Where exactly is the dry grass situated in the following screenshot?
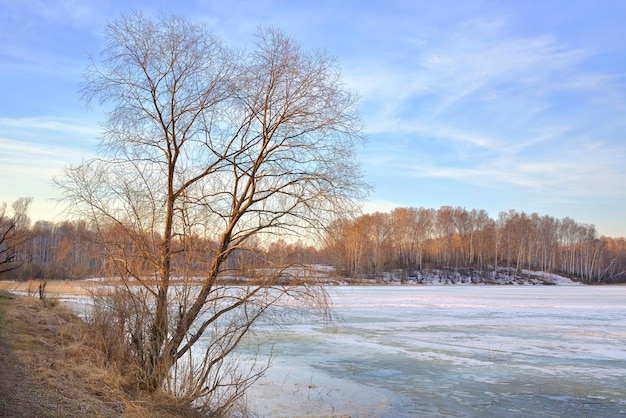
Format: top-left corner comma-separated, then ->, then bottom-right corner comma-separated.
0,290 -> 203,417
0,279 -> 107,296
0,278 -> 213,297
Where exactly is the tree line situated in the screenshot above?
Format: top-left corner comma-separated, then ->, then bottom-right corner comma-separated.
325,206 -> 626,283
2,201 -> 625,284
1,215 -> 322,281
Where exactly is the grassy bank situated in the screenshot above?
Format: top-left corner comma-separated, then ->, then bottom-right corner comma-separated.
0,279 -> 111,296
0,290 -> 201,417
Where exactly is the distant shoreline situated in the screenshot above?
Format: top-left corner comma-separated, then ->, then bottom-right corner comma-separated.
0,269 -> 591,299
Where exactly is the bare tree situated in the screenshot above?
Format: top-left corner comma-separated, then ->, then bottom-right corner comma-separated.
55,12 -> 367,414
0,197 -> 32,276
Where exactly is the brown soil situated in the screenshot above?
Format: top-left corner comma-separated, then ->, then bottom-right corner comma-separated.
0,290 -> 201,418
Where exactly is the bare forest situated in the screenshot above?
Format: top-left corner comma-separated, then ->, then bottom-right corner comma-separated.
326,207 -> 626,284
2,204 -> 625,284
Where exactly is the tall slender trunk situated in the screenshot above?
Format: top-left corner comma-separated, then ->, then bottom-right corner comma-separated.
147,161 -> 176,392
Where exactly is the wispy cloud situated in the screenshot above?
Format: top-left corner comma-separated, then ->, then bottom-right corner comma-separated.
0,116 -> 98,219
348,5 -> 626,211
1,0 -> 100,27
0,117 -> 99,137
0,136 -> 90,176
0,135 -> 83,217
0,116 -> 98,179
401,134 -> 626,198
1,0 -> 624,233
361,199 -> 400,215
350,30 -> 590,118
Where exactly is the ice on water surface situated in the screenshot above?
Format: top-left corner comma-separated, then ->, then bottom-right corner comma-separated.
243,286 -> 626,417
59,286 -> 626,417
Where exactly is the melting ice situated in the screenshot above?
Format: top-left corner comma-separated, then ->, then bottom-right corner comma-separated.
242,286 -> 626,417
58,285 -> 626,417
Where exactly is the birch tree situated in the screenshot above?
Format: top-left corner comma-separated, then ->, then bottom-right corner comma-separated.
55,12 -> 366,414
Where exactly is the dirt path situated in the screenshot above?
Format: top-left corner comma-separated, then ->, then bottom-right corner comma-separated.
0,294 -> 51,417
0,292 -> 63,417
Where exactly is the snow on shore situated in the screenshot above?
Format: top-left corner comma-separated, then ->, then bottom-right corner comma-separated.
78,266 -> 582,286
344,267 -> 582,286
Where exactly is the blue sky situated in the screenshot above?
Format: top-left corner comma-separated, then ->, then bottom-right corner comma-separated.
1,0 -> 625,237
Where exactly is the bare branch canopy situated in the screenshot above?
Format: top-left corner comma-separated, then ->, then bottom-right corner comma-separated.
55,11 -> 368,414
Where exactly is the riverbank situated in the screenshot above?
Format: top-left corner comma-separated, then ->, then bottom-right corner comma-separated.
0,267 -> 584,298
0,290 -> 200,417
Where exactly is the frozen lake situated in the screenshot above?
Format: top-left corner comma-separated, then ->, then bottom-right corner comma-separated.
241,286 -> 626,417
59,285 -> 626,417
